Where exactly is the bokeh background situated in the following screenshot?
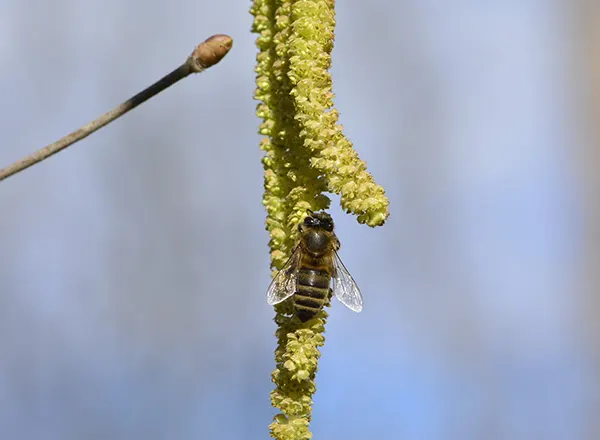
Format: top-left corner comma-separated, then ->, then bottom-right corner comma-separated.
1,1 -> 598,439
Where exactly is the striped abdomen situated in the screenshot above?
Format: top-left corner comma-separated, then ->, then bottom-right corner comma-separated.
294,255 -> 332,322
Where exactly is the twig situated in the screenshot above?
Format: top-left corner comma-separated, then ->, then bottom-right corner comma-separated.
0,34 -> 233,183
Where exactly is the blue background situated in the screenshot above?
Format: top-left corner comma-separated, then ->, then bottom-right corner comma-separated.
0,1 -> 595,439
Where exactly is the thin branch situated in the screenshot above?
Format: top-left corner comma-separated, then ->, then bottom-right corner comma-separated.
0,34 -> 233,183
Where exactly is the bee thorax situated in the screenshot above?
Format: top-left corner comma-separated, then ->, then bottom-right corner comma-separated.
303,230 -> 330,254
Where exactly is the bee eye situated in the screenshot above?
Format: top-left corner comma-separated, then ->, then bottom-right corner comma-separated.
304,217 -> 315,226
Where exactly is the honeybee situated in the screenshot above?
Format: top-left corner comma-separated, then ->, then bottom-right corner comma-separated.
266,210 -> 363,322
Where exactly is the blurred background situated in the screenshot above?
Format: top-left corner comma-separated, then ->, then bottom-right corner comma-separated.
0,1 -> 598,439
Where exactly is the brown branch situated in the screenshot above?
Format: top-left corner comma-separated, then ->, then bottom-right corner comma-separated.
0,34 -> 233,183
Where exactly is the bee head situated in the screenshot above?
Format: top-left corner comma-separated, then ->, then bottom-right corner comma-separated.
299,210 -> 334,232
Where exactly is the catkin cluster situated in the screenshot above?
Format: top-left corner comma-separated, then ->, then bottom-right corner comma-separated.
253,0 -> 389,271
251,0 -> 389,439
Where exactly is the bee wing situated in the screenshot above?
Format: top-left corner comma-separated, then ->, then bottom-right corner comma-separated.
266,246 -> 302,305
332,251 -> 363,313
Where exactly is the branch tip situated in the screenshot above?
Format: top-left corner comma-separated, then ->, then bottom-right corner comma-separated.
189,34 -> 233,71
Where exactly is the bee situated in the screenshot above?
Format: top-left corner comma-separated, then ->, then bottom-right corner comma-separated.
266,210 -> 363,322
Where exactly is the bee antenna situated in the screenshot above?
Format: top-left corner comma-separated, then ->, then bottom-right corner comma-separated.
307,209 -> 314,215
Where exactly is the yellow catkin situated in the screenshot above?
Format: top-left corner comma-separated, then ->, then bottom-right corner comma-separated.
251,1 -> 389,438
288,0 -> 389,227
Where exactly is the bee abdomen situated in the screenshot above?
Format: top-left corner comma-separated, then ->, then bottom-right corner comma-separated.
297,268 -> 330,289
295,268 -> 331,322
